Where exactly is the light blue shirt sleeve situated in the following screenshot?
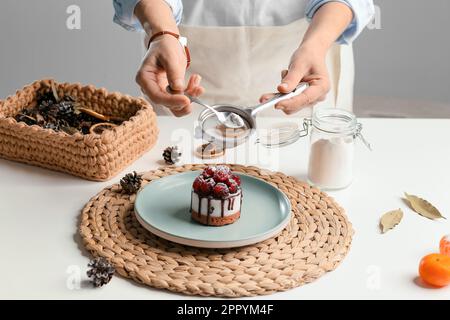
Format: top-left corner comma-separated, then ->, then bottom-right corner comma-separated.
113,0 -> 183,32
306,0 -> 375,44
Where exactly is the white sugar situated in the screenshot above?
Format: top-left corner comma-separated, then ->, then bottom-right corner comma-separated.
307,137 -> 354,189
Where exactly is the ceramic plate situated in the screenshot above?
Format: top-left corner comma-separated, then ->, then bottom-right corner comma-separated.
134,171 -> 291,248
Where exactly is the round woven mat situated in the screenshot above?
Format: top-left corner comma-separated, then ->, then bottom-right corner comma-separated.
80,164 -> 354,297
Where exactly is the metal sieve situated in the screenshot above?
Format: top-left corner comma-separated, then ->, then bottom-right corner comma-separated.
195,83 -> 309,148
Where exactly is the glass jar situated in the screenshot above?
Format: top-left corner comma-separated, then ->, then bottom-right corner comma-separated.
304,108 -> 370,190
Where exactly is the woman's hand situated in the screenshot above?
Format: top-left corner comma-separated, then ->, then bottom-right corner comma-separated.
136,35 -> 204,117
260,45 -> 330,115
260,2 -> 354,115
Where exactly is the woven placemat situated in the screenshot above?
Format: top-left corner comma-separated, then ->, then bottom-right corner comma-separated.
80,164 -> 354,297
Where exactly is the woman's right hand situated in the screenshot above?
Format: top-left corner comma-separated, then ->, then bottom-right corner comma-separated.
135,35 -> 204,117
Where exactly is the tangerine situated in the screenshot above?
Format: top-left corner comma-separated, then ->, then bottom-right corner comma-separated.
440,235 -> 450,257
419,254 -> 450,287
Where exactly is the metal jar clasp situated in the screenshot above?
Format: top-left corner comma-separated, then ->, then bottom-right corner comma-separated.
354,123 -> 372,151
299,118 -> 312,138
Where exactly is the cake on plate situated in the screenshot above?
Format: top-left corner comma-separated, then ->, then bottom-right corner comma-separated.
190,165 -> 242,226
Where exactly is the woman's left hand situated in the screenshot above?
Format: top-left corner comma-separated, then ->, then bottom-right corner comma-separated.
260,45 -> 330,115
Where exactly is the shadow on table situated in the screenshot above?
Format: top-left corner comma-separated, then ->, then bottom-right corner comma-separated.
413,276 -> 437,289
0,158 -> 101,187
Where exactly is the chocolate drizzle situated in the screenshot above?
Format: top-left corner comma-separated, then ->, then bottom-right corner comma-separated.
207,198 -> 212,225
197,194 -> 202,218
192,189 -> 242,226
228,197 -> 235,211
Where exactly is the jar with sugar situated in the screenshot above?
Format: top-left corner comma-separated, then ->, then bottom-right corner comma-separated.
256,108 -> 370,189
303,108 -> 371,190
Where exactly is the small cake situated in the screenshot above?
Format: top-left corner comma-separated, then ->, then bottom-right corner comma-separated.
190,165 -> 242,226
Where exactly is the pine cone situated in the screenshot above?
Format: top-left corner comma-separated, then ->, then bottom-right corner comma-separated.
57,100 -> 77,125
120,171 -> 142,194
37,90 -> 57,106
87,257 -> 115,287
162,146 -> 182,165
43,121 -> 60,131
40,102 -> 59,119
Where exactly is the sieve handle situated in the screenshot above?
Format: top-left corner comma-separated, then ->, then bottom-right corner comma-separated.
249,83 -> 309,117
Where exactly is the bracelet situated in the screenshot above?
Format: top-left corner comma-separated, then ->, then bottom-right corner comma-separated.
147,31 -> 191,69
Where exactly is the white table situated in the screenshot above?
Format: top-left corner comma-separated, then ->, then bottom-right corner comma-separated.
1,117 -> 449,300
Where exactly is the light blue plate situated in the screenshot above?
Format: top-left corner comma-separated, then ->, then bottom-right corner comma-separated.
134,171 -> 291,248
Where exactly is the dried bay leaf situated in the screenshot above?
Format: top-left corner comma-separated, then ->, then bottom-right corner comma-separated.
404,193 -> 446,220
380,209 -> 403,233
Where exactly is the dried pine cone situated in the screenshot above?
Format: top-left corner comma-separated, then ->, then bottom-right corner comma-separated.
37,90 -> 57,106
42,121 -> 60,131
162,146 -> 182,165
57,100 -> 76,122
120,171 -> 142,194
87,257 -> 115,287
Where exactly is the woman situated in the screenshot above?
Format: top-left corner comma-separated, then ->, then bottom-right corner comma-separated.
113,0 -> 374,117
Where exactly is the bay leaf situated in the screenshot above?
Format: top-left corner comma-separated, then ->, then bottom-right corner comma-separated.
380,209 -> 403,233
404,193 -> 446,220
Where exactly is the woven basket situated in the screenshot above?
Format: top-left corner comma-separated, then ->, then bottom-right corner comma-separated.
0,79 -> 158,181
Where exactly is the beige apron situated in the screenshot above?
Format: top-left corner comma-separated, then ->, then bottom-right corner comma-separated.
153,18 -> 354,119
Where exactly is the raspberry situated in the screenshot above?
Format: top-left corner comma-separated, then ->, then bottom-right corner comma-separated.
202,166 -> 216,178
231,174 -> 241,186
194,175 -> 216,195
213,171 -> 228,183
213,166 -> 230,183
226,179 -> 239,194
216,165 -> 231,174
205,178 -> 216,189
213,183 -> 230,198
199,178 -> 215,195
192,176 -> 204,193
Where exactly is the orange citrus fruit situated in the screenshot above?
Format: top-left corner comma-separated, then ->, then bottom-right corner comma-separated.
440,235 -> 450,257
419,253 -> 450,287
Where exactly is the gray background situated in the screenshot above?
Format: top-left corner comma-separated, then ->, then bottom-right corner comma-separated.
1,0 -> 449,118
